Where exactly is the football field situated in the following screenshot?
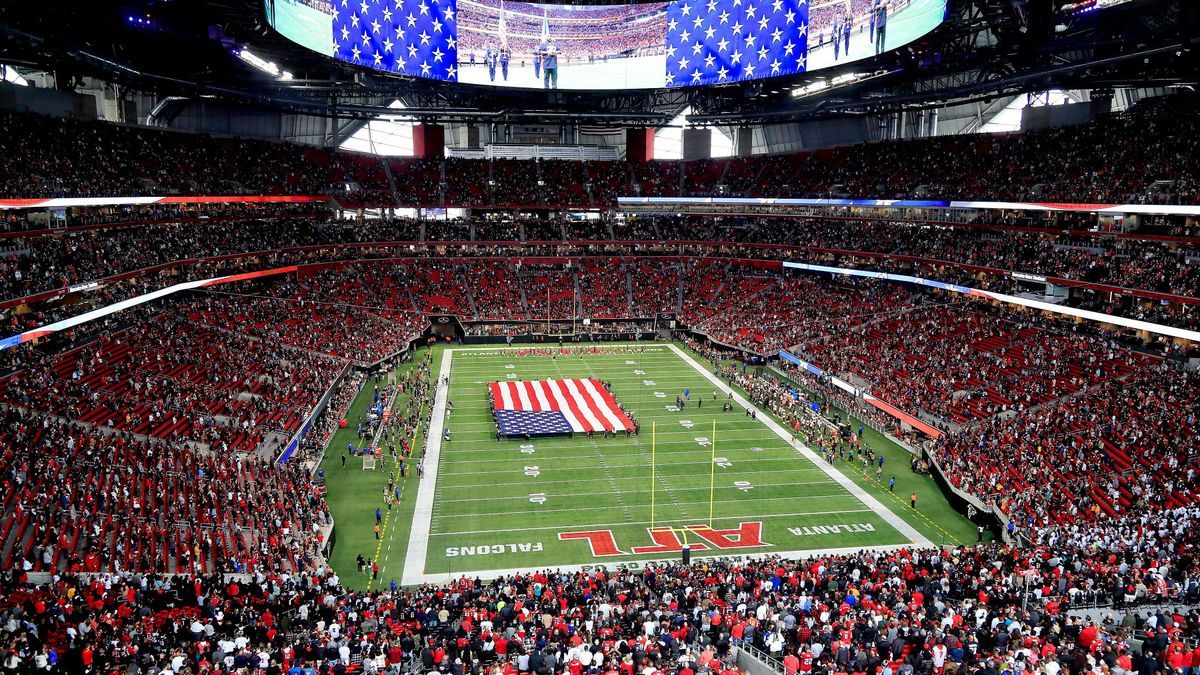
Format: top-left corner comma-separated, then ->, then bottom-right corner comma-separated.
395,342 -> 936,583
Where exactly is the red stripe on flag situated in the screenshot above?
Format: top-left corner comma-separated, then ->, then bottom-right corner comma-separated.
489,382 -> 504,407
588,378 -> 635,429
537,381 -> 561,411
505,381 -> 524,409
551,379 -> 596,432
522,380 -> 544,412
570,379 -> 615,432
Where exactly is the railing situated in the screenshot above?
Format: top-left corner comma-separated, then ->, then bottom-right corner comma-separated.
446,144 -> 622,161
736,644 -> 786,675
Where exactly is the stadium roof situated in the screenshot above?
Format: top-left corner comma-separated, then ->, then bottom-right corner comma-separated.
1,0 -> 1196,122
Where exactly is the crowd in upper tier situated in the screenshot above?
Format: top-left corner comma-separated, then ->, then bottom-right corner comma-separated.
0,209 -> 1195,342
2,95 -> 1200,206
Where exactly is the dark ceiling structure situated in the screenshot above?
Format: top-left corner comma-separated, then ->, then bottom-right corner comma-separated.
0,0 -> 1197,125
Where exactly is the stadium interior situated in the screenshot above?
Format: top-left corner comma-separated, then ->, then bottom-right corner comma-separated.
0,0 -> 1199,673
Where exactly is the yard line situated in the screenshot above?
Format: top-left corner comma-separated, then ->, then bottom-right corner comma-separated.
437,466 -> 834,488
436,440 -> 794,462
437,455 -> 827,475
434,479 -> 837,503
431,508 -> 873,536
666,343 -> 933,547
430,493 -> 857,520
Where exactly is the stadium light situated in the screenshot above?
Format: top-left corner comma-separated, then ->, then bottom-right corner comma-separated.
236,47 -> 293,81
791,79 -> 828,97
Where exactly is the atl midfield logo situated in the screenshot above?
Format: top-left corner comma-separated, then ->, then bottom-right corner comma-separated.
558,522 -> 770,557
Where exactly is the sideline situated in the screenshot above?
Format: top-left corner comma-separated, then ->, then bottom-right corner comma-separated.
400,350 -> 454,585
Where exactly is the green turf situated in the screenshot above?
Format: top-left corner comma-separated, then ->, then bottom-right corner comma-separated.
319,341 -> 980,584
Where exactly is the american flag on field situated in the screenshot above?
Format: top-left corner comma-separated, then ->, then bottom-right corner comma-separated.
332,0 -> 458,81
490,378 -> 635,436
664,0 -> 809,87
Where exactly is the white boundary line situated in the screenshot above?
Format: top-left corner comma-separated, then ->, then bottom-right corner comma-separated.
400,349 -> 454,585
665,343 -> 933,548
411,543 -> 917,584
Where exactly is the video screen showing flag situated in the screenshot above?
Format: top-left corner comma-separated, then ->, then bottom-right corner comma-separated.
263,0 -> 460,80
664,0 -> 809,86
489,378 -> 635,436
456,0 -> 667,89
264,0 -> 947,88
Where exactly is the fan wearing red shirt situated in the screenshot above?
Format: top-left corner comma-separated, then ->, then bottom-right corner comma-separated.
783,652 -> 801,675
799,649 -> 815,673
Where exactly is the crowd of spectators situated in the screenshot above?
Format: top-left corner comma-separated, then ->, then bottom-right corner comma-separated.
797,305 -> 1152,426
5,97 -> 1200,207
0,209 -> 1194,348
931,362 -> 1199,550
1,537 -> 1197,675
0,405 -> 330,576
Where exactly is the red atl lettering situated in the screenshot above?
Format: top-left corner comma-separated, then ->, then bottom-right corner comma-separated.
631,528 -> 709,555
557,530 -> 626,557
687,522 -> 770,550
